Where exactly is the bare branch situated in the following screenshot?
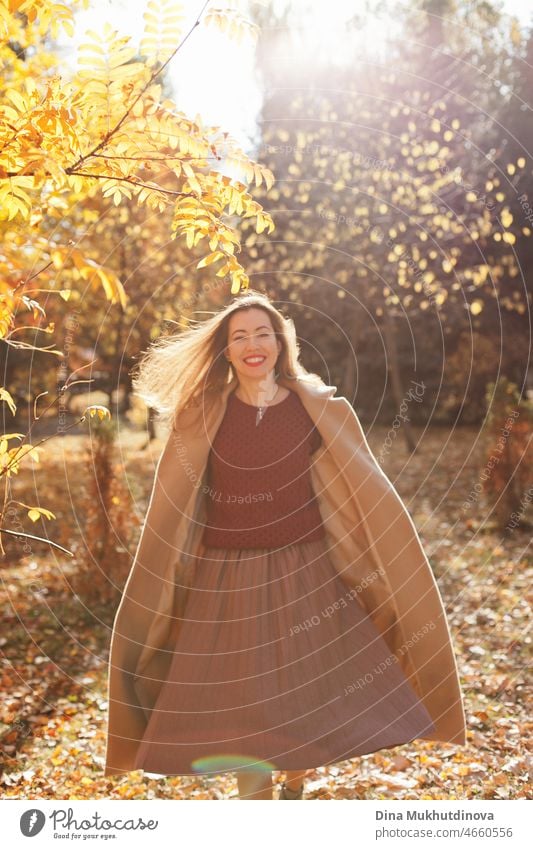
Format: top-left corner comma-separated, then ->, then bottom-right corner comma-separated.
0,526 -> 73,557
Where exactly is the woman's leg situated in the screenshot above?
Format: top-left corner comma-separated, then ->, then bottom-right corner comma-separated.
236,769 -> 273,800
284,769 -> 308,791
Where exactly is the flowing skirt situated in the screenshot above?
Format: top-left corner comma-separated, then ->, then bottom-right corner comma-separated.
133,537 -> 435,776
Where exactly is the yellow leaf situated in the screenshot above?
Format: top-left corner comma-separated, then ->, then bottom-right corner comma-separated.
6,89 -> 27,114
14,445 -> 41,464
84,405 -> 111,421
263,168 -> 275,192
215,262 -> 230,277
51,249 -> 65,270
231,275 -> 243,294
88,266 -> 127,309
0,388 -> 17,416
108,47 -> 138,69
182,161 -> 202,195
62,18 -> 74,38
196,251 -> 224,268
27,507 -> 56,522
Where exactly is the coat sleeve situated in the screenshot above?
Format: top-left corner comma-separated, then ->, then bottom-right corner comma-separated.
103,422 -> 190,777
104,397 -> 215,777
328,396 -> 467,745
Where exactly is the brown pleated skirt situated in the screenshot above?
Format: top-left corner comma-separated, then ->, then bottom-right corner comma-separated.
133,537 -> 435,776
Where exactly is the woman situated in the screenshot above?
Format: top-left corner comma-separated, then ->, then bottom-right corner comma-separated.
104,291 -> 466,800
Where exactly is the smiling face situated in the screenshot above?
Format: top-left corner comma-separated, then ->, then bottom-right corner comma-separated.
225,307 -> 282,381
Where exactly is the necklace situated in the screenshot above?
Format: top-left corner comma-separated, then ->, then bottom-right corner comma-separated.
255,385 -> 280,426
236,384 -> 281,426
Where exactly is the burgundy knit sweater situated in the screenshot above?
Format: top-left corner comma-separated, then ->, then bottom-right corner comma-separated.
201,389 -> 326,549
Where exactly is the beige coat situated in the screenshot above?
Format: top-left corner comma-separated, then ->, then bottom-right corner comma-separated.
104,373 -> 466,777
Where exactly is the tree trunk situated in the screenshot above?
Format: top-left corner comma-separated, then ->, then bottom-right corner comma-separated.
341,305 -> 363,400
382,304 -> 417,454
147,406 -> 157,442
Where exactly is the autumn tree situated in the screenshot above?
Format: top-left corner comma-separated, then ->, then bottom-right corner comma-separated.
237,0 -> 530,426
0,0 -> 275,557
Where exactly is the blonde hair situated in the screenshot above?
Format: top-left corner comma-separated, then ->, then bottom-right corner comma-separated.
131,289 -> 324,430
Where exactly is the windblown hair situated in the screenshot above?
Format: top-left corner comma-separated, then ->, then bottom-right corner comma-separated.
131,290 -> 324,431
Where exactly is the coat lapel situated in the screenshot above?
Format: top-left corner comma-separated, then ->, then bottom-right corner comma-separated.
104,374 -> 466,776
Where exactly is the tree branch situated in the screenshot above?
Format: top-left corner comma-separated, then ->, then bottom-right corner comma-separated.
0,526 -> 73,557
69,172 -> 200,197
66,0 -> 212,172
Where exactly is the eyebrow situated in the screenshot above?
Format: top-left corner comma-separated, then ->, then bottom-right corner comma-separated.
230,325 -> 271,337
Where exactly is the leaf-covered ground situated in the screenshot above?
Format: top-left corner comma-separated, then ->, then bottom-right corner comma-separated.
1,425 -> 531,800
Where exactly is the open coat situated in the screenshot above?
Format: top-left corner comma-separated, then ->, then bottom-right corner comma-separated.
104,373 -> 467,777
